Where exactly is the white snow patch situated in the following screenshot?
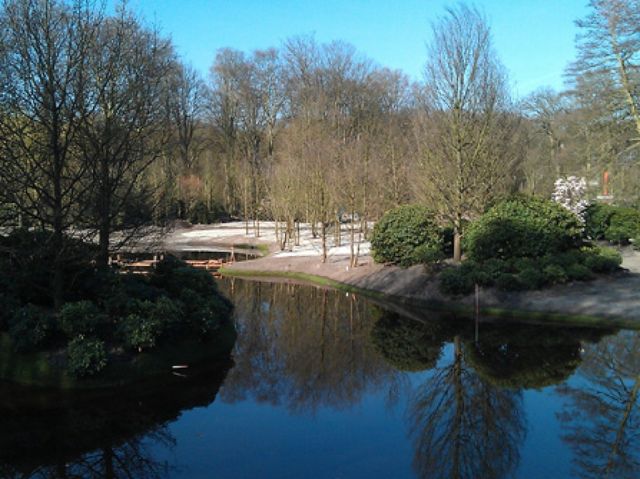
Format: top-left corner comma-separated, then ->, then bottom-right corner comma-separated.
170,221 -> 371,259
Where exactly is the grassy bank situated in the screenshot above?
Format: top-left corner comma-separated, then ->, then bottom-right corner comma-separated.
220,266 -> 640,330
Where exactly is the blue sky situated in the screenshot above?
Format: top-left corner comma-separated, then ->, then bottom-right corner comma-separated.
117,0 -> 589,98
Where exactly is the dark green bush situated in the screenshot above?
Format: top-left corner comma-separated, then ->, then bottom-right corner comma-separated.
584,203 -> 616,240
371,205 -> 444,267
585,203 -> 640,244
413,243 -> 445,265
151,256 -> 218,297
566,263 -> 593,281
464,196 -> 583,261
9,305 -> 55,352
543,264 -> 568,284
0,292 -> 19,331
495,273 -> 523,291
582,246 -> 622,273
511,257 -> 536,272
482,258 -> 511,280
117,296 -> 186,351
439,267 -> 475,296
0,229 -> 99,306
58,300 -> 106,338
605,207 -> 640,244
517,268 -> 546,290
150,295 -> 184,331
584,203 -> 640,243
67,337 -> 108,377
119,310 -> 162,352
119,274 -> 162,302
178,289 -> 230,336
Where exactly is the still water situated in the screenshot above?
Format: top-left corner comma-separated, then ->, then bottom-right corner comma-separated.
1,278 -> 639,478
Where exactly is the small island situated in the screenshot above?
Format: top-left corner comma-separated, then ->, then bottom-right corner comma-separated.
0,230 -> 235,388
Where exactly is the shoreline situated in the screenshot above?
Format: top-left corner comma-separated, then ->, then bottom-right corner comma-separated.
220,253 -> 640,329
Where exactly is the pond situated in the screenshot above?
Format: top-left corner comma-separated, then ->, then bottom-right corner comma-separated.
2,278 -> 639,478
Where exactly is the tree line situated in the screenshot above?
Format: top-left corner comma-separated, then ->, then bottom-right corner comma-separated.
0,0 -> 638,287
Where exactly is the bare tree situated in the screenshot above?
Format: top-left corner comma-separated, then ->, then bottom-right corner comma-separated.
0,0 -> 101,307
571,0 -> 640,140
413,4 -> 522,261
82,4 -> 173,268
167,63 -> 208,171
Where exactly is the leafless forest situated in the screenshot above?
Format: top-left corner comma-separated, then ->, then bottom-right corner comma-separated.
0,0 -> 638,267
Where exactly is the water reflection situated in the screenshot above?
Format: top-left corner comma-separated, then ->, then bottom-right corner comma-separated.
370,312 -> 452,372
558,330 -> 640,478
409,336 -> 525,479
218,279 -> 404,412
370,309 -> 616,478
1,278 -> 637,478
0,360 -> 232,478
466,323 -> 611,390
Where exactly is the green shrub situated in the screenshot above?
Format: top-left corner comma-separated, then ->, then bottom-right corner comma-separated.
517,267 -> 546,290
67,337 -> 108,377
9,305 -> 55,352
464,196 -> 583,261
584,203 -> 616,240
371,205 -> 444,267
511,257 -> 536,272
495,273 -> 523,291
543,264 -> 568,284
178,289 -> 230,336
605,207 -> 640,244
439,267 -> 475,296
482,258 -> 511,280
151,257 -> 218,297
58,300 -> 106,338
119,274 -> 162,302
584,203 -> 640,243
582,246 -> 622,273
151,296 -> 184,329
459,261 -> 493,286
412,243 -> 445,265
118,310 -> 162,352
0,292 -> 19,331
116,295 -> 186,351
0,229 -> 99,306
566,263 -> 593,281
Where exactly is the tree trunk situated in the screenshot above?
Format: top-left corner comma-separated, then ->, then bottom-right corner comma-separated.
321,220 -> 327,263
453,222 -> 462,262
97,157 -> 111,269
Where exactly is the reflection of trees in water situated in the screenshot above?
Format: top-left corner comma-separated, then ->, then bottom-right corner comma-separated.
408,336 -> 526,479
464,323 -> 610,390
558,330 -> 640,479
219,279 -> 403,412
3,430 -> 174,479
0,360 -> 232,478
370,312 -> 451,372
370,310 -> 615,479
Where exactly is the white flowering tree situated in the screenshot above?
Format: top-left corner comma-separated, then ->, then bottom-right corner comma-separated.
551,176 -> 589,223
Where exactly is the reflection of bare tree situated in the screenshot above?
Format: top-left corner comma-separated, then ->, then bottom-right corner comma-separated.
19,428 -> 173,479
408,337 -> 525,479
557,330 -> 640,479
0,360 -> 232,478
219,279 -> 404,412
